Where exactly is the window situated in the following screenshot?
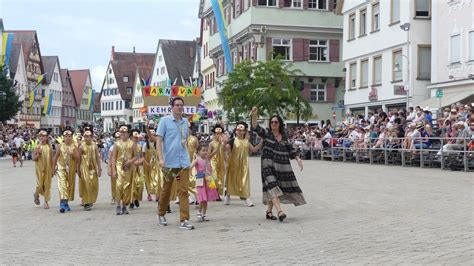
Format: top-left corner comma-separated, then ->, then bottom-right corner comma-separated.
258,0 -> 276,7
309,40 -> 328,61
310,84 -> 326,101
159,55 -> 162,62
119,101 -> 122,110
391,0 -> 400,23
108,68 -> 112,74
393,50 -> 402,81
116,101 -> 119,110
450,34 -> 461,63
360,9 -> 367,36
308,0 -> 328,9
417,46 -> 431,80
415,0 -> 430,17
53,72 -> 58,82
361,59 -> 369,87
127,87 -> 132,94
250,42 -> 256,60
469,31 -> 474,61
125,101 -> 130,108
349,13 -> 356,40
350,62 -> 357,88
123,76 -> 129,82
372,3 -> 380,31
161,67 -> 165,75
284,0 -> 302,8
272,38 -> 291,60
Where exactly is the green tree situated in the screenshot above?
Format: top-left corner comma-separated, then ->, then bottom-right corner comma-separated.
219,59 -> 312,122
0,66 -> 22,123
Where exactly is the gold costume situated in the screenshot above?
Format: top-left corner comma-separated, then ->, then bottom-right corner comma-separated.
132,144 -> 144,202
210,138 -> 225,195
143,143 -> 161,196
35,144 -> 53,202
226,138 -> 251,198
115,139 -> 135,205
57,142 -> 77,200
108,146 -> 116,199
186,135 -> 198,196
79,142 -> 99,205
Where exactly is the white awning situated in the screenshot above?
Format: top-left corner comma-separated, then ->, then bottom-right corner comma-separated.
416,90 -> 474,110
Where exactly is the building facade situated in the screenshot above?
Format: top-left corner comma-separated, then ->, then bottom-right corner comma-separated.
100,47 -> 154,132
131,67 -> 152,129
70,69 -> 93,127
40,56 -> 63,134
338,0 -> 432,115
8,43 -> 28,125
60,69 -> 77,128
199,0 -> 345,124
422,0 -> 474,109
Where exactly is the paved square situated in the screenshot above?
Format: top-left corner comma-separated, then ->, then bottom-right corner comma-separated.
0,158 -> 472,264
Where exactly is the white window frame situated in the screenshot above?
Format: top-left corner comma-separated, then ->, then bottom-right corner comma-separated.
469,30 -> 474,61
308,0 -> 328,10
310,84 -> 326,102
372,3 -> 380,32
391,0 -> 400,23
258,0 -> 277,7
359,9 -> 367,36
127,87 -> 132,94
349,13 -> 356,40
450,34 -> 461,64
414,0 -> 430,18
309,40 -> 329,62
123,76 -> 129,82
392,49 -> 403,81
284,0 -> 302,8
272,38 -> 292,61
350,62 -> 357,89
360,59 -> 369,87
373,55 -> 382,85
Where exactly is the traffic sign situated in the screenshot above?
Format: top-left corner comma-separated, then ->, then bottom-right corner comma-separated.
436,89 -> 443,98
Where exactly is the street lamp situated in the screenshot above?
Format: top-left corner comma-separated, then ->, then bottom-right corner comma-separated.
399,23 -> 410,111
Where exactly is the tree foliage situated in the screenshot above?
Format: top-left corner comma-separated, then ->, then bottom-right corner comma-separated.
219,59 -> 312,122
0,66 -> 22,123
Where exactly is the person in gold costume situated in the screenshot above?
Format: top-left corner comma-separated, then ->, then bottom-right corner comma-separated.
143,126 -> 160,202
186,122 -> 199,205
224,121 -> 262,207
208,124 -> 227,198
53,126 -> 79,213
111,125 -> 137,215
107,131 -> 120,204
129,129 -> 144,209
77,126 -> 101,211
32,128 -> 54,209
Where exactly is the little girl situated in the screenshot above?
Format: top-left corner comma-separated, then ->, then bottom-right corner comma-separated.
192,143 -> 220,222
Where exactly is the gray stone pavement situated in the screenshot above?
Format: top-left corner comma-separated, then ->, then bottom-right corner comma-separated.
0,158 -> 473,264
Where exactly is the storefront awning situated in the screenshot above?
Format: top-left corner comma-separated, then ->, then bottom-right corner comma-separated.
416,91 -> 474,110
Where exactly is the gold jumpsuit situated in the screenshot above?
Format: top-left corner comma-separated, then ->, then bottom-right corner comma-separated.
79,142 -> 99,205
115,139 -> 135,205
210,138 -> 225,195
35,144 -> 53,202
187,135 -> 198,196
143,143 -> 161,196
132,144 -> 144,202
226,138 -> 251,198
57,142 -> 77,201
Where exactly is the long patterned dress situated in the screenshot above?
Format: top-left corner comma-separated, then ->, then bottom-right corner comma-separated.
35,143 -> 53,202
226,138 -> 251,198
143,142 -> 160,196
187,135 -> 199,196
79,142 -> 99,205
57,142 -> 77,201
210,138 -> 225,195
252,125 -> 306,206
132,143 -> 144,202
115,139 -> 135,205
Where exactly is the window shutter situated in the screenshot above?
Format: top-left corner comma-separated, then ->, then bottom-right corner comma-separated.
303,0 -> 309,9
303,39 -> 309,61
279,0 -> 284,8
266,37 -> 273,60
302,83 -> 311,100
326,83 -> 336,101
252,0 -> 257,6
293,39 -> 304,61
329,39 -> 340,62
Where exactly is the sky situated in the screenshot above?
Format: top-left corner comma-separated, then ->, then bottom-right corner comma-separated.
1,0 -> 201,91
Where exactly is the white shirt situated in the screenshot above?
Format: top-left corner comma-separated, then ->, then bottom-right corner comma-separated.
14,137 -> 24,148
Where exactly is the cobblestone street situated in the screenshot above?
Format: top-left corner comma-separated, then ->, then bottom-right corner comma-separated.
0,158 -> 473,264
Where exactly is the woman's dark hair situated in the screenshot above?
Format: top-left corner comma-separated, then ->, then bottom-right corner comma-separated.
269,114 -> 286,138
197,142 -> 209,152
326,119 -> 332,126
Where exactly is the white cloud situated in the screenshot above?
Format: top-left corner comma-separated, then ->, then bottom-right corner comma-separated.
91,65 -> 107,91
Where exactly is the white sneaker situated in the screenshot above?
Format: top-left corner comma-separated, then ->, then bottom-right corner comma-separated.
224,195 -> 230,205
197,213 -> 204,222
157,215 -> 167,226
244,198 -> 254,207
179,220 -> 194,230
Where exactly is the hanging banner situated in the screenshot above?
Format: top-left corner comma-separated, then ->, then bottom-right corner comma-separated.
148,105 -> 197,115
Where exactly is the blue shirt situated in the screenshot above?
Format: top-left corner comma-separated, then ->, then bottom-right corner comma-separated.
156,115 -> 190,168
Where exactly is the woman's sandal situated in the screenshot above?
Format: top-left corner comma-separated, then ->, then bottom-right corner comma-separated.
266,211 -> 277,220
33,193 -> 40,205
278,211 -> 287,222
43,202 -> 49,209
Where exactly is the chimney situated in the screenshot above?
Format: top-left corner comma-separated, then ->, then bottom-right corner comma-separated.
111,45 -> 115,60
133,46 -> 135,53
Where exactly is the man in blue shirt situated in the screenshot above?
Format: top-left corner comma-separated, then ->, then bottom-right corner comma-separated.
155,97 -> 194,230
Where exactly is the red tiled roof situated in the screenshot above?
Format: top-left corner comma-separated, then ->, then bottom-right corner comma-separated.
5,30 -> 43,73
69,69 -> 91,107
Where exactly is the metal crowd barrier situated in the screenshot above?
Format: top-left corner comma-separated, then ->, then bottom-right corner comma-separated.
291,137 -> 474,172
